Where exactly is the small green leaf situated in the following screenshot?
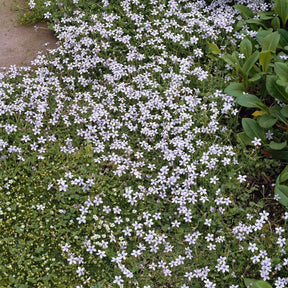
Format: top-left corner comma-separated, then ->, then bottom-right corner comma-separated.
277,79 -> 288,89
269,141 -> 287,150
237,132 -> 252,146
259,50 -> 272,73
224,82 -> 246,97
279,165 -> 288,183
275,185 -> 288,207
235,20 -> 245,29
259,11 -> 274,20
207,42 -> 221,55
242,51 -> 259,74
222,54 -> 238,67
246,18 -> 268,28
236,94 -> 265,109
240,38 -> 252,58
268,150 -> 288,160
233,4 -> 254,19
242,118 -> 266,141
274,62 -> 288,81
256,29 -> 273,45
280,106 -> 288,117
270,105 -> 288,123
266,75 -> 288,103
249,73 -> 262,82
271,16 -> 281,29
258,114 -> 277,128
279,28 -> 288,48
244,278 -> 273,288
275,0 -> 288,27
262,31 -> 281,52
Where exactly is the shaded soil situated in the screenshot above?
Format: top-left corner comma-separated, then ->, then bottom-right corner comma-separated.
0,0 -> 58,68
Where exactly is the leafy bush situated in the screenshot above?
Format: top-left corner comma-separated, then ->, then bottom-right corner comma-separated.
220,0 -> 288,208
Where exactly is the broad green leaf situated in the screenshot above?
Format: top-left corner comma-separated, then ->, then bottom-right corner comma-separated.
279,28 -> 288,48
280,106 -> 288,117
266,75 -> 288,103
258,114 -> 277,128
207,42 -> 221,55
240,38 -> 252,58
270,104 -> 288,123
207,54 -> 217,60
244,278 -> 273,288
224,82 -> 246,97
277,79 -> 288,88
275,185 -> 288,207
222,54 -> 238,67
269,141 -> 287,150
275,62 -> 288,81
237,132 -> 252,146
271,16 -> 281,30
268,150 -> 288,160
249,73 -> 262,82
275,0 -> 288,27
236,94 -> 265,109
242,51 -> 259,74
276,80 -> 288,93
259,11 -> 274,20
233,4 -> 254,19
235,20 -> 245,30
259,50 -> 272,72
262,32 -> 280,52
246,18 -> 268,28
256,29 -> 273,45
279,165 -> 288,183
242,118 -> 266,141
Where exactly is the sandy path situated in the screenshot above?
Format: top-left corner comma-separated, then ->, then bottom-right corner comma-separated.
0,0 -> 58,68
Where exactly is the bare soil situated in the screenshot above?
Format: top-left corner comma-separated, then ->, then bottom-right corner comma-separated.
0,0 -> 58,68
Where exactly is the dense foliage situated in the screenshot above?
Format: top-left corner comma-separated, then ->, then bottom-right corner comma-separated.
1,0 -> 287,287
220,0 -> 288,209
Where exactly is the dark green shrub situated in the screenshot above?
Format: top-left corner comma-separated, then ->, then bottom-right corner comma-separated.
219,0 -> 288,207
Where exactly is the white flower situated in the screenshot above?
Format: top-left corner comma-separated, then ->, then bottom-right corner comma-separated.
36,204 -> 45,211
113,275 -> 124,286
265,130 -> 273,140
61,243 -> 71,252
251,137 -> 261,146
76,266 -> 85,276
28,0 -> 36,9
248,243 -> 258,253
237,174 -> 247,183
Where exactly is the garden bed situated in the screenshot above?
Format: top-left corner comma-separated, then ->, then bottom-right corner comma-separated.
0,0 -> 287,287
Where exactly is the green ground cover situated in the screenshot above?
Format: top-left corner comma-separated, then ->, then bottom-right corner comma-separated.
0,0 -> 288,287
